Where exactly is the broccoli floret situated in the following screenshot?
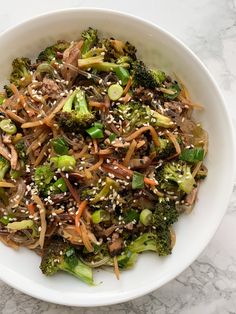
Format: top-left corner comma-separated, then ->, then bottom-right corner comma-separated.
157,161 -> 196,194
132,61 -> 158,89
150,69 -> 166,85
9,57 -> 31,89
0,93 -> 5,105
40,238 -> 93,285
56,88 -> 95,132
117,102 -> 173,130
15,140 -> 27,162
81,28 -> 98,57
101,38 -> 137,62
156,138 -> 177,160
128,231 -> 172,256
4,85 -> 13,98
0,156 -> 10,180
34,165 -> 54,192
37,41 -> 70,63
152,199 -> 179,227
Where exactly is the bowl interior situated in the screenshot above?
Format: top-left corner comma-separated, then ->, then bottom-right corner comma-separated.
0,9 -> 235,306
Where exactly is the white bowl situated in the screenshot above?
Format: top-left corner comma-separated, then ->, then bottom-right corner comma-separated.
0,8 -> 235,307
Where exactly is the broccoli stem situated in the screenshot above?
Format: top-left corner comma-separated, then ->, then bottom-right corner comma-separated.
61,258 -> 93,285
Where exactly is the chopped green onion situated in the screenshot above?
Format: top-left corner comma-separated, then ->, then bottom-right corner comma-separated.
93,122 -> 103,129
0,213 -> 14,225
51,137 -> 69,155
164,83 -> 180,100
7,219 -> 34,230
92,210 -> 110,224
109,133 -> 117,143
86,126 -> 104,139
180,148 -> 204,162
139,209 -> 153,226
124,210 -> 139,223
132,171 -> 144,189
53,178 -> 68,192
57,155 -> 76,171
0,119 -> 17,134
108,84 -> 124,101
114,67 -> 130,85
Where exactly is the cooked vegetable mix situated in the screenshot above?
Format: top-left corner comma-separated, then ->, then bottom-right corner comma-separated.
0,28 -> 208,284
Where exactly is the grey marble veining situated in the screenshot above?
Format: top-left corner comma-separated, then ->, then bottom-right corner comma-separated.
1,0 -> 236,313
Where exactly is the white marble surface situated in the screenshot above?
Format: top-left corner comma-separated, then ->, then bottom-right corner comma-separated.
1,0 -> 236,313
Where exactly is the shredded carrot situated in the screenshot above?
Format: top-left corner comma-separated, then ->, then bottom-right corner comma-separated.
27,203 -> 35,216
89,100 -> 106,109
109,163 -> 158,186
9,144 -> 18,170
113,256 -> 120,280
32,194 -> 47,249
44,96 -> 68,126
165,131 -> 181,155
80,221 -> 94,252
21,120 -> 44,128
6,110 -> 26,124
73,145 -> 88,160
75,200 -> 88,234
34,143 -> 49,166
143,177 -> 158,186
93,139 -> 98,154
119,92 -> 131,104
97,148 -> 113,155
0,181 -> 15,188
192,161 -> 203,178
86,157 -> 104,172
125,125 -> 160,147
0,146 -> 11,161
123,76 -> 132,96
123,139 -> 137,167
26,131 -> 48,154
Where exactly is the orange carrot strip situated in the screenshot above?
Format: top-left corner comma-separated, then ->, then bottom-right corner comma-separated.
125,126 -> 160,147
123,77 -> 132,96
80,220 -> 94,252
75,200 -> 88,234
113,256 -> 120,280
123,139 -> 137,167
27,203 -> 35,216
86,157 -> 104,172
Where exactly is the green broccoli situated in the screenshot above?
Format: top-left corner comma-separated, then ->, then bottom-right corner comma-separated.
155,138 -> 178,160
0,93 -> 5,105
100,38 -> 137,62
152,199 -> 179,227
0,156 -> 10,180
56,88 -> 95,132
116,102 -> 173,130
40,238 -> 93,285
156,161 -> 196,194
4,85 -> 13,98
81,27 -> 98,57
37,41 -> 70,63
34,165 -> 54,192
8,57 -> 32,89
128,231 -> 172,256
151,69 -> 166,85
15,140 -> 27,162
132,61 -> 158,89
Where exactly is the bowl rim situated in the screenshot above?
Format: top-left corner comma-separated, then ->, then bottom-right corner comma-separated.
0,7 -> 235,307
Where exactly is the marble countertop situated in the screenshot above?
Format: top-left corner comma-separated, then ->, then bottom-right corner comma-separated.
1,0 -> 236,313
